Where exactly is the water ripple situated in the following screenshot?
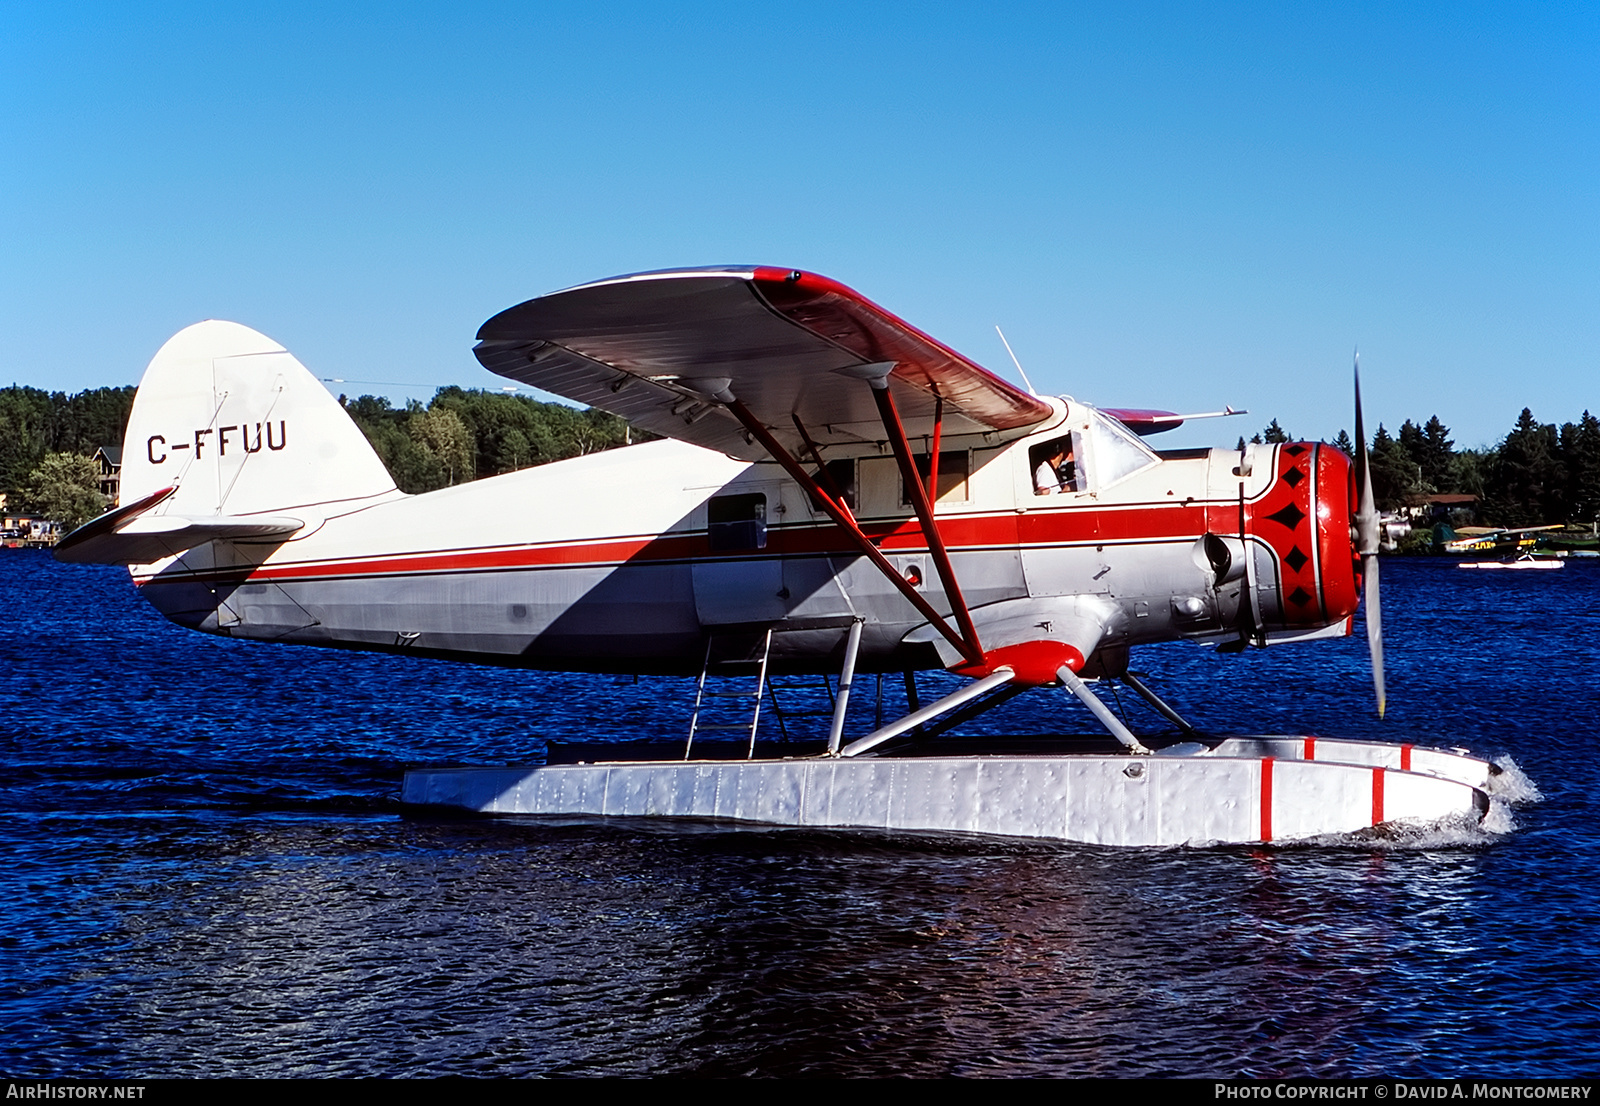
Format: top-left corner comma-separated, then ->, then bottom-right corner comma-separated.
2,552 -> 1597,1077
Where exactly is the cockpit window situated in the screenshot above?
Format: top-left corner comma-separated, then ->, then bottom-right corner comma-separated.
1028,414 -> 1158,497
1029,437 -> 1077,495
1087,410 -> 1159,487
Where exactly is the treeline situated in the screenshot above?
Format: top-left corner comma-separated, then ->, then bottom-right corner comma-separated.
1242,408 -> 1600,527
14,380 -> 1595,531
0,382 -> 641,517
0,385 -> 135,493
340,387 -> 645,494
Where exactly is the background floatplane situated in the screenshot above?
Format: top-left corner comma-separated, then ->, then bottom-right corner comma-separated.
59,268 -> 1515,845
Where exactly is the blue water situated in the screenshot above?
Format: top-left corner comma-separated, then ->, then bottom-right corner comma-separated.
1,550 -> 1596,1078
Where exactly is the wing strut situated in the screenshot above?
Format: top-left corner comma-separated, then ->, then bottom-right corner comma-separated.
789,414 -> 852,509
719,391 -> 986,668
864,378 -> 985,664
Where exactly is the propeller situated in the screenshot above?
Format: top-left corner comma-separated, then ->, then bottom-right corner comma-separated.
1352,354 -> 1386,718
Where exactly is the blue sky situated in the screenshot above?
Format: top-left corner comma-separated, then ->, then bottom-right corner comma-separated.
3,1 -> 1595,449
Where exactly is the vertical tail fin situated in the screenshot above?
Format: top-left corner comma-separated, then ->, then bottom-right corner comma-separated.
57,321 -> 398,564
121,320 -> 397,515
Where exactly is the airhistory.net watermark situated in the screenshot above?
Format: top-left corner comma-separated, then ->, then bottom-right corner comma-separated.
5,1087 -> 145,1100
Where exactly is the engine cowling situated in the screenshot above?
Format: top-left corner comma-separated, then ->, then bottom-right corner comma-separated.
1244,441 -> 1361,632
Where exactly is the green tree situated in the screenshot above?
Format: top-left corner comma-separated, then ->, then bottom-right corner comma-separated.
387,438 -> 449,493
22,452 -> 107,530
0,385 -> 135,494
340,394 -> 452,494
1562,411 -> 1600,528
1418,416 -> 1456,491
1396,416 -> 1458,494
1484,408 -> 1562,526
429,387 -> 639,477
1367,424 -> 1418,510
409,406 -> 475,486
0,387 -> 60,492
1449,448 -> 1493,501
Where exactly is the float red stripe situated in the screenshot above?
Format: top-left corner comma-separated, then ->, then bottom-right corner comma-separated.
1260,758 -> 1274,842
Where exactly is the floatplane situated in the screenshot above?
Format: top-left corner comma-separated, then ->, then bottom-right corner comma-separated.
58,267 -> 1509,845
1443,523 -> 1569,571
1442,524 -> 1564,556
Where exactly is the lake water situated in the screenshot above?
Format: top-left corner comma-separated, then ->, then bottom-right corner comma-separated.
2,550 -> 1595,1078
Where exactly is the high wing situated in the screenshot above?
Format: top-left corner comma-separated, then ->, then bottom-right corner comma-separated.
474,267 -> 1054,460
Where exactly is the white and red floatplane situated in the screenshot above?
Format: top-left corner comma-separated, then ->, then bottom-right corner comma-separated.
59,267 -> 1513,845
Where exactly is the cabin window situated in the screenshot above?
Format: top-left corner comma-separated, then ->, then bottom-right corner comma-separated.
900,451 -> 970,505
806,458 -> 857,513
707,493 -> 768,551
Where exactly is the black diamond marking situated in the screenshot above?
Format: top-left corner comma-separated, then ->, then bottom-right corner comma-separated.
1281,467 -> 1304,488
1284,443 -> 1307,456
1284,546 -> 1309,572
1288,586 -> 1312,606
1265,503 -> 1306,530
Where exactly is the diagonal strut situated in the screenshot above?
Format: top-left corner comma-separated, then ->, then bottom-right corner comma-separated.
721,396 -> 985,667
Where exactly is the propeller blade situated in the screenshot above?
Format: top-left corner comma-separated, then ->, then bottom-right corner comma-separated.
1353,354 -> 1386,717
1364,552 -> 1386,719
1353,356 -> 1379,557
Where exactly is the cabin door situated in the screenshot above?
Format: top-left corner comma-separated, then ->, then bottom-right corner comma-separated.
692,487 -> 786,625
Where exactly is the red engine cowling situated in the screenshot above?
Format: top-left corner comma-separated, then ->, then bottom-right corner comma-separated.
1244,442 -> 1361,631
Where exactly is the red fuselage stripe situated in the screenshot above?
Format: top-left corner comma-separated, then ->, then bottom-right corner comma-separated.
140,502 -> 1232,586
1260,758 -> 1274,842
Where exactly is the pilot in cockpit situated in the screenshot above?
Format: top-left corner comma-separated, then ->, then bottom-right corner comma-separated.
1031,437 -> 1076,495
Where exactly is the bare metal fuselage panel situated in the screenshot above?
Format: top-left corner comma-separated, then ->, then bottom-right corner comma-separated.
134,429 -> 1352,676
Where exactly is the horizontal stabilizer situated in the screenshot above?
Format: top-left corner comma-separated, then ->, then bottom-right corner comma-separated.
55,487 -> 302,565
1102,406 -> 1246,436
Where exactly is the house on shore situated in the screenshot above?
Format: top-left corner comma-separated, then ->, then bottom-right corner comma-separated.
1400,492 -> 1478,526
93,446 -> 122,505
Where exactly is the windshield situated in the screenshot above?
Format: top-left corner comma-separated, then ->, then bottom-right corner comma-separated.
1086,409 -> 1159,489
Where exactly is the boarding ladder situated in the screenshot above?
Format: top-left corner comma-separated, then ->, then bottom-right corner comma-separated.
764,671 -> 837,742
685,628 -> 774,760
684,619 -> 865,760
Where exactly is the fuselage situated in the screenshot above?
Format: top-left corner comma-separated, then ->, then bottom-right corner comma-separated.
132,399 -> 1361,678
